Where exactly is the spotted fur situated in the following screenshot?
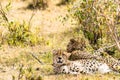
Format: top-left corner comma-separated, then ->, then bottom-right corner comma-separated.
67,38 -> 86,53
52,49 -> 111,74
69,50 -> 101,60
66,38 -> 120,72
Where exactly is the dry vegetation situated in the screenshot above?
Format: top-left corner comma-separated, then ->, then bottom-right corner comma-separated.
0,0 -> 120,80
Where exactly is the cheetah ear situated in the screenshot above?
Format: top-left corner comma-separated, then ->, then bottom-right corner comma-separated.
53,49 -> 57,55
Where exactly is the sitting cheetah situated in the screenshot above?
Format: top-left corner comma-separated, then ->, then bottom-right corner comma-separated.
67,38 -> 101,60
67,38 -> 86,53
67,38 -> 120,72
52,49 -> 112,74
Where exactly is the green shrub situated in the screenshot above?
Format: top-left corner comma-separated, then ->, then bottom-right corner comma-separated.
0,2 -> 44,46
6,21 -> 41,46
68,0 -> 120,49
18,65 -> 43,80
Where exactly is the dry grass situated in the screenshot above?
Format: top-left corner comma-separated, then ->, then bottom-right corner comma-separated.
0,0 -> 120,80
44,74 -> 120,80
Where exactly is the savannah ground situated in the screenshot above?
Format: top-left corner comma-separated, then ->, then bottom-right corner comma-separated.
0,0 -> 120,80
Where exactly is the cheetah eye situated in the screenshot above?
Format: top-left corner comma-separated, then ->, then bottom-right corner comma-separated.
67,44 -> 70,47
62,53 -> 66,56
70,39 -> 75,43
63,69 -> 65,71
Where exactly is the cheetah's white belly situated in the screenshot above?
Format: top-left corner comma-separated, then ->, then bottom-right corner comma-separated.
59,61 -> 112,74
98,63 -> 111,74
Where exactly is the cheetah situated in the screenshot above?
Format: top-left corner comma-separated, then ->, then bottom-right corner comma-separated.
67,38 -> 120,72
67,38 -> 86,53
68,50 -> 101,61
52,49 -> 112,74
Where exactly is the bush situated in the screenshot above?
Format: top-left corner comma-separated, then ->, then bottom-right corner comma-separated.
27,0 -> 48,10
68,0 -> 120,49
0,2 -> 44,46
6,21 -> 41,46
56,0 -> 74,6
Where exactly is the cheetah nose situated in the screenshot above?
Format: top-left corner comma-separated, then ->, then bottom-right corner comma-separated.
58,57 -> 62,59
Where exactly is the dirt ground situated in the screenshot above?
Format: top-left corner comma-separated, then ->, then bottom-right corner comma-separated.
0,0 -> 75,80
0,0 -> 120,80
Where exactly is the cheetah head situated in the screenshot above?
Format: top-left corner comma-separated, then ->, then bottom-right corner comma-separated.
67,38 -> 86,53
52,49 -> 70,67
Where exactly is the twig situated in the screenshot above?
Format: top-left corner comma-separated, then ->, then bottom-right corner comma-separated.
29,52 -> 44,65
93,1 -> 120,52
28,0 -> 38,27
18,64 -> 24,80
91,7 -> 120,50
104,16 -> 120,51
28,10 -> 36,27
93,41 -> 120,55
0,3 -> 9,23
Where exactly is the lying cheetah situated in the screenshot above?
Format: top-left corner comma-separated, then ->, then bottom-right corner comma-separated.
68,50 -> 101,60
52,49 -> 112,74
67,38 -> 120,72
